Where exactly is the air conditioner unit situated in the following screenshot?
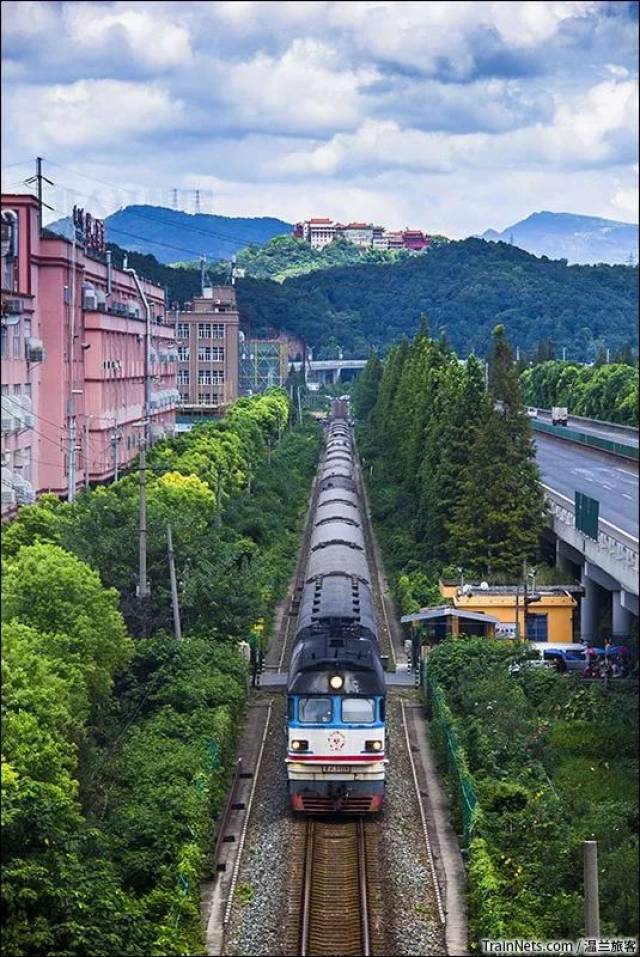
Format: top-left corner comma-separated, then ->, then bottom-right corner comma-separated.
19,395 -> 33,428
97,301 -> 107,313
25,337 -> 45,363
3,299 -> 23,315
83,290 -> 98,311
1,468 -> 16,506
127,302 -> 139,317
1,412 -> 15,433
13,474 -> 35,505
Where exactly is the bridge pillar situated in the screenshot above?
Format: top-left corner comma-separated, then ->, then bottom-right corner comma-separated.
612,591 -> 633,639
580,568 -> 599,645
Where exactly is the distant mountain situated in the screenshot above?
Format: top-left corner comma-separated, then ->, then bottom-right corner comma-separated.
46,205 -> 292,263
478,211 -> 638,265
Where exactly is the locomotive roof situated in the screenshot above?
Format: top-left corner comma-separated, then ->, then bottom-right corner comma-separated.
287,633 -> 385,696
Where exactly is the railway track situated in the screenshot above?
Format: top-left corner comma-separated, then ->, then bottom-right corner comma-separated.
285,819 -> 385,957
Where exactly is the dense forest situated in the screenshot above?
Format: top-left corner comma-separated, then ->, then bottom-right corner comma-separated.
2,391 -> 321,956
353,323 -> 547,611
238,239 -> 638,360
521,360 -> 639,425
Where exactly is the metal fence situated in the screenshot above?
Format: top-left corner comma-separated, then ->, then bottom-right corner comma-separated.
533,418 -> 639,461
424,668 -> 479,847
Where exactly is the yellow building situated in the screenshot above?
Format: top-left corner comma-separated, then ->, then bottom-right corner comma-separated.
439,581 -> 579,644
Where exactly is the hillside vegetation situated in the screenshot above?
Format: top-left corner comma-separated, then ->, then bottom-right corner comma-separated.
48,233 -> 638,361
237,238 -> 638,360
224,235 -> 407,282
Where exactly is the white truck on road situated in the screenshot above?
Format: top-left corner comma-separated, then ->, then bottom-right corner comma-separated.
551,406 -> 568,426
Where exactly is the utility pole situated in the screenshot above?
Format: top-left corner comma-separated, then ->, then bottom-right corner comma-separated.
297,386 -> 302,424
215,468 -> 223,528
562,346 -> 567,361
200,255 -> 206,296
83,419 -> 90,490
137,448 -> 150,601
67,398 -> 77,502
67,216 -> 78,502
111,425 -> 121,481
584,841 -> 600,937
25,157 -> 54,236
167,525 -> 182,642
123,266 -> 152,449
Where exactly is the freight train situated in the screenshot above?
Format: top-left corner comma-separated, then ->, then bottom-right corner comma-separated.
286,400 -> 387,813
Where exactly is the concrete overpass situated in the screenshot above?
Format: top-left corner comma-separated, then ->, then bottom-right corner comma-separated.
291,358 -> 367,384
535,425 -> 639,644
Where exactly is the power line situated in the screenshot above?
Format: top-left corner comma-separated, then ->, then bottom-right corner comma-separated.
45,159 -> 272,251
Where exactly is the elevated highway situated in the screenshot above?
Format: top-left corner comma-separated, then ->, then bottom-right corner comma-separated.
535,430 -> 638,642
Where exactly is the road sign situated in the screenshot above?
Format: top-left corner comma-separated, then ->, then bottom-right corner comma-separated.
575,491 -> 599,541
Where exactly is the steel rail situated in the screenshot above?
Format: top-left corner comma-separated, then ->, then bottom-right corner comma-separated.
221,702 -> 273,945
400,699 -> 447,929
358,819 -> 371,957
300,821 -> 314,957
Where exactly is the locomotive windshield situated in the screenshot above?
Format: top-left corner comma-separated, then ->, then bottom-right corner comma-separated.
298,697 -> 333,723
341,698 -> 376,723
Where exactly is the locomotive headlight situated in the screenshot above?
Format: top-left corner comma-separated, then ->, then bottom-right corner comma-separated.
365,740 -> 383,752
291,739 -> 308,751
329,674 -> 344,690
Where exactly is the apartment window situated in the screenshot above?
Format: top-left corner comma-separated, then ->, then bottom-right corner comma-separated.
1,384 -> 8,397
212,323 -> 224,339
212,346 -> 224,361
13,384 -> 21,397
178,370 -> 189,385
13,447 -> 22,473
198,346 -> 212,362
177,322 -> 189,339
177,346 -> 189,362
198,369 -> 212,385
198,323 -> 212,339
24,318 -> 31,340
1,326 -> 7,359
24,383 -> 31,400
12,324 -> 21,358
212,370 -> 224,384
180,391 -> 189,404
199,392 -> 211,405
23,447 -> 31,483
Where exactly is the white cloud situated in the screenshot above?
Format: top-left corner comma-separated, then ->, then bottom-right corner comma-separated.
64,4 -> 192,71
2,0 -> 638,238
216,38 -> 378,134
7,80 -> 185,151
277,76 -> 638,178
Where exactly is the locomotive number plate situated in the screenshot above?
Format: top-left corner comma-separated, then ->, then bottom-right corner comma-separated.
322,765 -> 346,773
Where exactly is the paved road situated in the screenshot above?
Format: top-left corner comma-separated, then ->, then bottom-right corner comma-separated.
536,412 -> 639,448
535,434 -> 639,537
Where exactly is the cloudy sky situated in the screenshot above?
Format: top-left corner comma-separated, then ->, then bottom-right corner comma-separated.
1,0 -> 638,239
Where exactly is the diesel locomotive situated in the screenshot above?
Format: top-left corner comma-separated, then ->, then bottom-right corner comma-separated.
286,401 -> 387,813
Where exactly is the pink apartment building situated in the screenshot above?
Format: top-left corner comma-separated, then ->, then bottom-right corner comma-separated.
1,193 -> 177,517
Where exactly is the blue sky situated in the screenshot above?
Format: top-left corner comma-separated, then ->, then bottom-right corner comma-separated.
1,0 -> 638,237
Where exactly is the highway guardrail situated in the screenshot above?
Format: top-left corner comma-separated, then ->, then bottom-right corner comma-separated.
533,419 -> 639,462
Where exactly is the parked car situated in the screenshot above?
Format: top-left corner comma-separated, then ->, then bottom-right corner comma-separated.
510,643 -> 588,675
526,407 -> 538,418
